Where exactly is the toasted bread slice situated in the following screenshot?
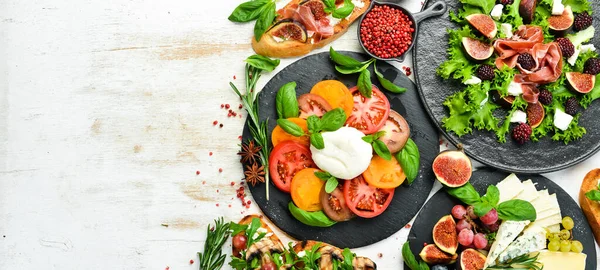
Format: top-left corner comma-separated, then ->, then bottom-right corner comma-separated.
233,215 -> 285,260
579,169 -> 600,244
252,0 -> 371,58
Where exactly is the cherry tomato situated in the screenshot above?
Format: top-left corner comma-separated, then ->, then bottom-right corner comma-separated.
377,109 -> 410,153
298,93 -> 333,119
269,141 -> 315,193
345,86 -> 390,135
232,234 -> 247,250
261,261 -> 277,270
343,175 -> 395,218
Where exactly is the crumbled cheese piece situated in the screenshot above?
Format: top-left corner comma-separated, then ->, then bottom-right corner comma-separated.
510,110 -> 527,123
552,0 -> 565,15
297,251 -> 306,257
464,76 -> 482,85
580,44 -> 596,53
501,23 -> 513,38
554,108 -> 573,131
507,80 -> 523,96
568,47 -> 580,65
352,0 -> 365,9
327,14 -> 342,26
272,36 -> 285,43
491,4 -> 504,20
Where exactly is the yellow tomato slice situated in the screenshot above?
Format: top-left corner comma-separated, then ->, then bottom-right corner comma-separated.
310,80 -> 353,117
271,118 -> 309,147
362,155 -> 406,189
291,168 -> 325,212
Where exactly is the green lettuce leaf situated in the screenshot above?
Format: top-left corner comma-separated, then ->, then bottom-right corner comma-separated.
564,0 -> 592,14
437,26 -> 478,83
575,51 -> 599,72
499,0 -> 523,28
581,74 -> 600,108
552,114 -> 586,144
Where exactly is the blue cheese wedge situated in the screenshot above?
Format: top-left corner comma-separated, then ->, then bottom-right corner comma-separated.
496,174 -> 524,203
536,250 -> 587,270
484,220 -> 531,268
496,225 -> 547,263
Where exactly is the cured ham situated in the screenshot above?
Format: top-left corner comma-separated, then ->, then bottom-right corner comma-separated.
277,4 -> 334,40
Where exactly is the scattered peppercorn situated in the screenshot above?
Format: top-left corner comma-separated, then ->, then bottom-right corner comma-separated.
213,120 -> 218,125
360,5 -> 415,59
189,259 -> 194,264
574,12 -> 593,32
477,65 -> 495,81
565,97 -> 580,116
538,89 -> 553,105
219,168 -> 223,173
209,152 -> 213,156
556,37 -> 575,58
239,104 -> 243,109
225,104 -> 230,109
517,53 -> 536,71
583,58 -> 600,75
219,123 -> 224,128
196,171 -> 200,175
512,123 -> 532,145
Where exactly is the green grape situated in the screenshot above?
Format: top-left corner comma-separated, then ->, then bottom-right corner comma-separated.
548,239 -> 561,251
571,240 -> 584,253
562,216 -> 575,230
559,229 -> 571,240
560,240 -> 572,252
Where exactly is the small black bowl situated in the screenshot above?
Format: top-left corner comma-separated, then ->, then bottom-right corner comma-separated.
357,1 -> 447,62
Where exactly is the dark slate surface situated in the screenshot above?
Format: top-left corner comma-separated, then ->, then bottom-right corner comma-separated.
413,0 -> 600,173
241,51 -> 439,248
408,168 -> 597,270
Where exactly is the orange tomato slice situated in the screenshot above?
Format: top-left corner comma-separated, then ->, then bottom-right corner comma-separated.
271,118 -> 309,147
362,155 -> 406,189
291,168 -> 325,212
310,80 -> 353,117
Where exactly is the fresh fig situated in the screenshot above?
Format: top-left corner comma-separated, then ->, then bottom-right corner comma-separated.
491,90 -> 515,108
462,37 -> 494,61
268,20 -> 308,43
566,71 -> 596,94
419,244 -> 458,265
548,6 -> 574,34
526,102 -> 545,128
465,14 -> 498,39
432,149 -> 473,188
299,0 -> 327,20
519,0 -> 538,24
433,215 -> 459,255
457,248 -> 486,270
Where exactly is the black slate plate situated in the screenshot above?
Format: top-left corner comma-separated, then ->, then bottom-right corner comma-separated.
407,168 -> 597,270
413,0 -> 600,173
242,51 -> 439,248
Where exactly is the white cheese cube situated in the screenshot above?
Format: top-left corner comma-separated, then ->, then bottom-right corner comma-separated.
568,48 -> 581,65
554,108 -> 573,131
351,0 -> 365,9
510,110 -> 527,123
552,0 -> 565,15
501,23 -> 513,38
580,44 -> 596,53
496,174 -> 524,203
464,76 -> 482,85
507,80 -> 523,96
491,4 -> 504,20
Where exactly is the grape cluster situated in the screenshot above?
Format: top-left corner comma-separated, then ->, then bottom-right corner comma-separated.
546,216 -> 583,253
451,205 -> 498,249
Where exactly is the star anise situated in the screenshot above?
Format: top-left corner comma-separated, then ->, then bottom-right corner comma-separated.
238,140 -> 262,164
244,162 -> 265,186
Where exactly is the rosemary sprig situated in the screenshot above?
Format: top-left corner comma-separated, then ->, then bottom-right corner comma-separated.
197,217 -> 231,270
230,55 -> 280,201
487,253 -> 543,270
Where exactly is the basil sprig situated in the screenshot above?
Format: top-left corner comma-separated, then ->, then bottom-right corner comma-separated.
315,171 -> 339,193
585,182 -> 600,201
374,61 -> 407,94
288,202 -> 337,227
497,200 -> 537,221
276,82 -> 299,119
396,138 -> 420,184
229,0 -> 276,41
277,108 -> 346,150
362,131 -> 391,160
402,242 -> 430,270
323,0 -> 355,19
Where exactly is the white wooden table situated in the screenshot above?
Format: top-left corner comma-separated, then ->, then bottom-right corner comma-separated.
1,0 -> 598,269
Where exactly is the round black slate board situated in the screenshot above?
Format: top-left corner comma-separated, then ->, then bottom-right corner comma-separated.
407,168 -> 597,270
413,0 -> 600,173
241,51 -> 439,248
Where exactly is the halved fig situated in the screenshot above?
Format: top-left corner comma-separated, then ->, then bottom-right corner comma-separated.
526,102 -> 545,128
268,19 -> 308,43
377,109 -> 410,153
567,72 -> 596,94
548,6 -> 574,33
299,0 -> 327,20
465,14 -> 497,39
491,90 -> 515,108
433,215 -> 459,255
519,0 -> 538,24
462,37 -> 494,61
320,185 -> 354,222
298,93 -> 333,119
457,248 -> 486,270
420,244 -> 458,265
432,149 -> 472,188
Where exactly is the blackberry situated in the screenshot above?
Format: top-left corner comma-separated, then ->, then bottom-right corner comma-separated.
517,53 -> 536,70
538,89 -> 553,105
556,37 -> 575,58
512,123 -> 532,145
574,13 -> 593,32
565,97 -> 580,116
477,65 -> 495,81
583,58 -> 600,75
499,0 -> 514,4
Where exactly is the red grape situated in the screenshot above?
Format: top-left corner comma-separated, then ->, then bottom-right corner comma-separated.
473,233 -> 488,249
466,205 -> 477,219
261,262 -> 277,270
451,205 -> 467,220
458,229 -> 474,246
232,234 -> 248,250
456,219 -> 472,232
480,209 -> 499,225
484,221 -> 500,232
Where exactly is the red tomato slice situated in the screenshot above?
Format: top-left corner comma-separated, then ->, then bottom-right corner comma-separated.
298,93 -> 333,119
343,175 -> 395,218
345,86 -> 390,135
269,140 -> 315,193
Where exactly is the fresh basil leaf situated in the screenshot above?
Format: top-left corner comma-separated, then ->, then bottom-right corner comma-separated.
358,69 -> 372,98
307,115 -> 321,133
246,217 -> 263,246
342,248 -> 354,266
473,201 -> 494,217
335,61 -> 372,74
373,139 -> 392,160
323,0 -> 336,9
320,108 -> 346,131
253,2 -> 276,41
373,130 -> 386,140
228,0 -> 270,22
497,199 -> 537,221
374,61 -> 407,94
314,171 -> 332,181
397,138 -> 420,184
277,119 -> 304,137
329,47 -> 364,68
324,177 -> 339,193
245,54 -> 280,72
310,133 -> 325,149
586,190 -> 600,201
275,82 -> 299,119
332,0 -> 355,19
288,202 -> 337,227
482,185 -> 500,207
362,135 -> 374,143
228,222 -> 248,236
402,241 -> 425,270
446,183 -> 481,205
